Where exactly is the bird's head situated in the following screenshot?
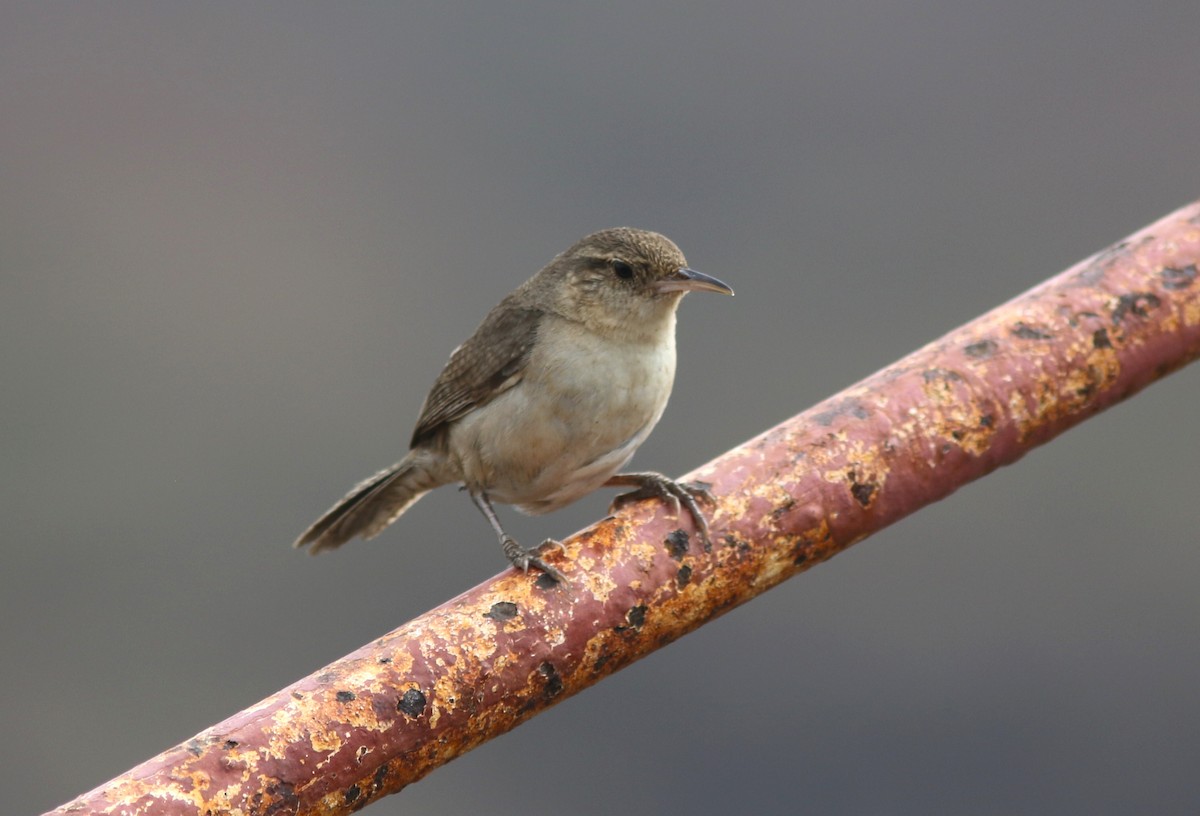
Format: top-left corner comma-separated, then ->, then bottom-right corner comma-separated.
537,227 -> 733,337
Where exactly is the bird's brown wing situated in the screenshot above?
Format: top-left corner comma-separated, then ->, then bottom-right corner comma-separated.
410,300 -> 543,447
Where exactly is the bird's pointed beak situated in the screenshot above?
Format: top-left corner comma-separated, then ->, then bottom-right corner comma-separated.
655,267 -> 735,296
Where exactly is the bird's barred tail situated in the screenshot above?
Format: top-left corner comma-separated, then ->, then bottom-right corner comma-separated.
293,451 -> 447,554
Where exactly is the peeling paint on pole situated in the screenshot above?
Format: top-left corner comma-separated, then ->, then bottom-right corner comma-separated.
48,202 -> 1200,816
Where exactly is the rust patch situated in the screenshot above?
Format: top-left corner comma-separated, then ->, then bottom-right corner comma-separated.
849,476 -> 877,508
963,338 -> 998,358
811,398 -> 870,426
1011,322 -> 1054,340
664,529 -> 690,560
1111,292 -> 1161,324
484,601 -> 519,621
537,662 -> 564,699
397,688 -> 427,718
1160,264 -> 1196,290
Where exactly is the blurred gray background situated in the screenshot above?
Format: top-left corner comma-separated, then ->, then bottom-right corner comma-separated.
4,3 -> 1198,814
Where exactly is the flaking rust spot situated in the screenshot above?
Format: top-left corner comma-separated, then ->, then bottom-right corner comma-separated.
267,694 -> 324,760
1071,346 -> 1120,399
1010,321 -> 1055,340
165,772 -> 214,816
257,779 -> 300,815
544,624 -> 568,650
1007,389 -> 1031,437
1111,291 -> 1161,324
583,568 -> 618,601
209,782 -> 244,814
827,454 -> 885,510
376,646 -> 415,678
964,338 -> 998,358
102,778 -> 159,810
919,368 -> 1000,456
1160,264 -> 1197,290
628,537 -> 659,572
484,600 -> 519,621
1159,310 -> 1182,336
537,662 -> 564,699
958,417 -> 997,456
1005,367 -> 1095,439
430,670 -> 471,728
183,770 -> 212,797
489,646 -> 526,680
519,588 -> 556,619
1185,298 -> 1200,327
795,516 -> 835,564
758,532 -> 810,584
308,724 -> 345,754
397,687 -> 427,718
720,484 -> 759,532
759,483 -> 802,525
939,408 -> 997,457
331,682 -> 396,734
139,777 -> 207,815
849,477 -> 877,507
921,368 -> 964,403
664,529 -> 690,559
581,636 -> 615,676
222,744 -> 260,781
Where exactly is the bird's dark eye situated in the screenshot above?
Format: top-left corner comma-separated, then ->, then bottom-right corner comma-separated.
611,259 -> 635,279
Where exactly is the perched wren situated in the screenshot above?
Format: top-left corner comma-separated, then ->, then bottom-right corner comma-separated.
294,227 -> 733,582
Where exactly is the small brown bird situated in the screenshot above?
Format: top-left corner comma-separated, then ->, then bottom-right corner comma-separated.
294,228 -> 733,582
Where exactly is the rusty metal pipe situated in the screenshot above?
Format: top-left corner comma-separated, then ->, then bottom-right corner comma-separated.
47,201 -> 1200,815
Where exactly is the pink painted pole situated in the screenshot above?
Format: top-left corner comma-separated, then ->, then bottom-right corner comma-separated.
48,201 -> 1200,816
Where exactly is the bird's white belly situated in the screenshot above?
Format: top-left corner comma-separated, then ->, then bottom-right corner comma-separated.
447,320 -> 676,514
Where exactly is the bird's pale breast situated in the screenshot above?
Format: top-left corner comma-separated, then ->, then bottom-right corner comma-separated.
446,313 -> 677,513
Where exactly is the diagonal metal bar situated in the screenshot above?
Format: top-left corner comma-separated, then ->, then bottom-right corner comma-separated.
47,201 -> 1200,816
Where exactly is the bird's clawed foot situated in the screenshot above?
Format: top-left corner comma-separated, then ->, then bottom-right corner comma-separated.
501,535 -> 567,584
606,472 -> 715,549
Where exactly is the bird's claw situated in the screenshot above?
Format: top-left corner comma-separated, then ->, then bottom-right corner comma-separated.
609,474 -> 715,550
541,537 -> 568,556
501,535 -> 567,584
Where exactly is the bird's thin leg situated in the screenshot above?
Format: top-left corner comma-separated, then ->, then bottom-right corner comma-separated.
605,472 -> 715,551
468,488 -> 566,584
